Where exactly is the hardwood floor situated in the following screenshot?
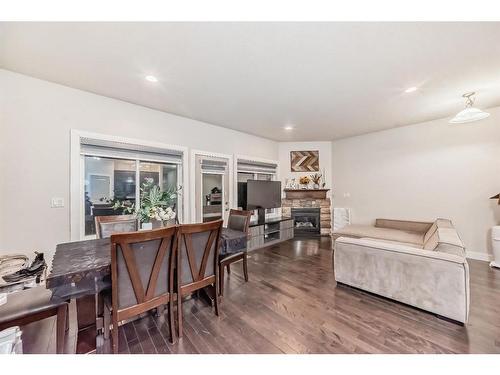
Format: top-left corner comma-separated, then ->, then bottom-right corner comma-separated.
21,237 -> 500,353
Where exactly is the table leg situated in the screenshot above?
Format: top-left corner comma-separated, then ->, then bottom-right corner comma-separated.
75,294 -> 99,354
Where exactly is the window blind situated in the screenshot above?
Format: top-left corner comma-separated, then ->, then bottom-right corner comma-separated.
237,159 -> 278,174
80,137 -> 184,164
200,159 -> 227,173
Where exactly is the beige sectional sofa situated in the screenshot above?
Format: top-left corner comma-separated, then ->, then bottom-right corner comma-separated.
332,218 -> 469,323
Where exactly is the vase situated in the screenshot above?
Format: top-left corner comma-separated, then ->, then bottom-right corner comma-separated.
152,219 -> 163,229
141,222 -> 153,230
164,218 -> 176,228
313,183 -> 319,189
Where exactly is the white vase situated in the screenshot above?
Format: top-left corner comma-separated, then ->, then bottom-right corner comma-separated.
141,222 -> 153,230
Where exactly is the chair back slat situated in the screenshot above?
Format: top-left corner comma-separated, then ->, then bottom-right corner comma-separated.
198,229 -> 218,280
144,236 -> 171,301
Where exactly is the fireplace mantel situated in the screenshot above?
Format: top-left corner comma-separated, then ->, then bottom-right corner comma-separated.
284,189 -> 330,200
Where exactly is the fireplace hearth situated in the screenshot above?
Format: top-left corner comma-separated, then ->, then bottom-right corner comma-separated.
291,208 -> 321,236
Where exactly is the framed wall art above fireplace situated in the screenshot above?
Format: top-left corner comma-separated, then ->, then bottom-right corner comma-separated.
290,150 -> 319,172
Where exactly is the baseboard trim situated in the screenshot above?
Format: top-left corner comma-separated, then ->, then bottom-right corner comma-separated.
466,251 -> 491,262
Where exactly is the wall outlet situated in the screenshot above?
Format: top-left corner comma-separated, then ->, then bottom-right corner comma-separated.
51,197 -> 65,208
343,192 -> 351,198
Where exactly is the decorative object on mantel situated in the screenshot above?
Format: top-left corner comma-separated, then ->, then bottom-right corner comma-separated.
290,150 -> 319,172
285,178 -> 298,189
299,176 -> 311,189
284,188 -> 330,200
113,178 -> 180,229
490,193 -> 500,205
310,173 -> 322,189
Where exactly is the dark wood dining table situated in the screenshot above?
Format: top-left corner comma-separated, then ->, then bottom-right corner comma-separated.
46,227 -> 247,353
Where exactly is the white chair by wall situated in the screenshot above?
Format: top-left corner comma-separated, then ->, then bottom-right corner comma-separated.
333,208 -> 351,231
491,226 -> 500,269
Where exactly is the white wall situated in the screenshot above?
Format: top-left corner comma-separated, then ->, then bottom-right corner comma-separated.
0,69 -> 278,260
278,141 -> 332,197
332,107 -> 500,260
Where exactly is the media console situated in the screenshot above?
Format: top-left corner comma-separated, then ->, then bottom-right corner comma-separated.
247,216 -> 294,251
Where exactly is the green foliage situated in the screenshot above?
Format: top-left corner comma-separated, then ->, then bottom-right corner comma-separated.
113,178 -> 181,223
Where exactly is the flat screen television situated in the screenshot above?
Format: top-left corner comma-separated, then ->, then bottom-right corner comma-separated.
246,180 -> 282,210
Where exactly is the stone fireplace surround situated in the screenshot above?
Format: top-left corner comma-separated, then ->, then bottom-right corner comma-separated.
281,191 -> 332,236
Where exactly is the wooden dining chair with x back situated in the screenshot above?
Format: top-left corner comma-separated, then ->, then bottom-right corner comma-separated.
176,220 -> 223,337
104,227 -> 177,353
95,214 -> 138,239
219,209 -> 252,296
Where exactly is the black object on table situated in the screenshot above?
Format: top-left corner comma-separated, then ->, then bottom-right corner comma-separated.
46,228 -> 247,353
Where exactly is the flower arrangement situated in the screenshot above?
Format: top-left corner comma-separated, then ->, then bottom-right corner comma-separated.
299,176 -> 310,185
113,178 -> 180,225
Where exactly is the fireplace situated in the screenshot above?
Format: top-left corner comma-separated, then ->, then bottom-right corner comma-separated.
291,208 -> 321,236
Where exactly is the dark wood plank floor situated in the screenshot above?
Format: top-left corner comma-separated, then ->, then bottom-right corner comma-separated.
21,237 -> 500,353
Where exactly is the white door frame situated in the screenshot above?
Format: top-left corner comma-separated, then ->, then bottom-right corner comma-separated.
70,129 -> 189,241
190,149 -> 234,224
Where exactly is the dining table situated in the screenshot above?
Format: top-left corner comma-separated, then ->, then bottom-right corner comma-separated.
45,227 -> 247,353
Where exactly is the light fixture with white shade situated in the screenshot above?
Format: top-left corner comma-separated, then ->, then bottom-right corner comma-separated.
449,92 -> 490,124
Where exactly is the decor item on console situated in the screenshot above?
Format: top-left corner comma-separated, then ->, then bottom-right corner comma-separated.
310,173 -> 322,189
290,150 -> 319,172
113,178 -> 179,229
299,176 -> 311,189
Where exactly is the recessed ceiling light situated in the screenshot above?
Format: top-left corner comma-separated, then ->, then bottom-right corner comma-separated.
404,86 -> 418,93
284,125 -> 294,131
145,75 -> 158,83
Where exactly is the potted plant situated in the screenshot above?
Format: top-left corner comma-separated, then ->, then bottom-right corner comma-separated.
310,173 -> 322,189
299,176 -> 311,189
113,178 -> 180,230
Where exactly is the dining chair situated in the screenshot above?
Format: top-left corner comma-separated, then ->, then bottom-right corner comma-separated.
95,214 -> 138,239
219,209 -> 252,296
176,220 -> 223,337
0,286 -> 69,354
104,226 -> 177,353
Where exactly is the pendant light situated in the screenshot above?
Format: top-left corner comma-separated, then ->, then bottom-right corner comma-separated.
449,92 -> 490,124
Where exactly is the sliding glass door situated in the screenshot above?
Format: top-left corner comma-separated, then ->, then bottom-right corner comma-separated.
83,156 -> 181,238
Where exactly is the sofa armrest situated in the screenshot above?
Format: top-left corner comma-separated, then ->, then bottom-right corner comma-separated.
375,218 -> 433,233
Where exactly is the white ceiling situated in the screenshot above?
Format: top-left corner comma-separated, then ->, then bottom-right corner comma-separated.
1,22 -> 499,141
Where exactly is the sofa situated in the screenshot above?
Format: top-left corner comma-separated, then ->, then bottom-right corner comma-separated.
332,218 -> 469,323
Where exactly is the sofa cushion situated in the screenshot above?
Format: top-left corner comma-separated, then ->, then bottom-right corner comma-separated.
333,224 -> 424,246
360,237 -> 423,249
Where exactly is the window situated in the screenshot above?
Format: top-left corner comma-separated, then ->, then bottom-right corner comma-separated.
79,136 -> 184,238
236,158 -> 279,217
